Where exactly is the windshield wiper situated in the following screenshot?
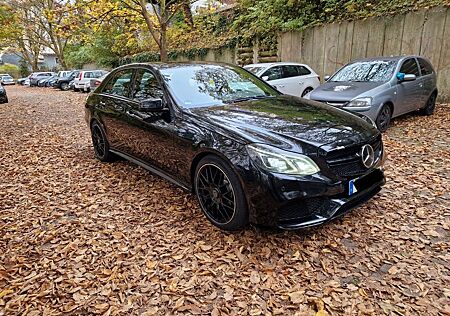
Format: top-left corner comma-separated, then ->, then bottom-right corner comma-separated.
226,95 -> 274,104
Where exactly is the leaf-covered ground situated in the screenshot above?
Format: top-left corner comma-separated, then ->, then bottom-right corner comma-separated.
0,86 -> 449,316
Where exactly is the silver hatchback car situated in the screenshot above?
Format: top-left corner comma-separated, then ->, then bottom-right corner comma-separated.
304,56 -> 437,131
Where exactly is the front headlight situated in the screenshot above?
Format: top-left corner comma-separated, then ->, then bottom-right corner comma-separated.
246,144 -> 320,175
346,97 -> 372,107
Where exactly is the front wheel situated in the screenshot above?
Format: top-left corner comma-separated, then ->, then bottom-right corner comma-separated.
420,93 -> 436,116
194,156 -> 248,231
376,104 -> 392,132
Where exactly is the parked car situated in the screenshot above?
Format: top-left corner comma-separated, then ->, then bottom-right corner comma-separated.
74,70 -> 108,92
0,75 -> 15,85
88,73 -> 109,92
17,76 -> 30,85
55,70 -> 80,90
304,56 -> 438,132
244,62 -> 320,97
0,85 -> 8,103
29,72 -> 55,87
85,62 -> 385,231
56,70 -> 71,78
37,75 -> 56,87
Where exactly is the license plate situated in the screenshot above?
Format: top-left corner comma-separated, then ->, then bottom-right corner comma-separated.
348,179 -> 358,196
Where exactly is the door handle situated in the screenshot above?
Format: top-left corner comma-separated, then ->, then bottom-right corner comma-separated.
298,82 -> 304,85
277,85 -> 285,88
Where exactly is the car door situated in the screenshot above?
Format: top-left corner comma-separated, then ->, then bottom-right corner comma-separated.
396,58 -> 422,115
123,67 -> 178,175
96,68 -> 134,152
260,66 -> 286,93
417,58 -> 436,107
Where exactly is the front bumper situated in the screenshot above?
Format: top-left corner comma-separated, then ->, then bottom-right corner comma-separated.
243,167 -> 385,229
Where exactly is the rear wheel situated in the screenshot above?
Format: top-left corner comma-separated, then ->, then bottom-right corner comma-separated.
420,92 -> 436,116
301,87 -> 313,97
194,156 -> 248,231
60,82 -> 69,91
91,121 -> 115,162
375,104 -> 392,132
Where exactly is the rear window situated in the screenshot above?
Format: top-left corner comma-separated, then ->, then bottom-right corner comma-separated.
418,58 -> 434,76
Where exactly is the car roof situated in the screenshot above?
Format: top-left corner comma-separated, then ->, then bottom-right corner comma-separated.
350,55 -> 428,63
244,62 -> 310,68
114,62 -> 240,71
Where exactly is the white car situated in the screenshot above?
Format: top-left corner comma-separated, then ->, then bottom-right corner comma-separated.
0,75 -> 15,85
244,62 -> 320,97
74,70 -> 108,92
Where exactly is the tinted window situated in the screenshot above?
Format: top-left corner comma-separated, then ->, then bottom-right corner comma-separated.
102,69 -> 133,98
296,66 -> 311,76
418,58 -> 433,76
262,66 -> 282,81
281,65 -> 299,78
400,58 -> 420,76
161,65 -> 278,108
84,72 -> 92,79
331,60 -> 397,82
133,69 -> 164,101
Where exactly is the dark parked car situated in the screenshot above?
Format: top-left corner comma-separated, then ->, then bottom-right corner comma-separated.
29,72 -> 55,87
55,70 -> 80,90
37,75 -> 57,87
304,56 -> 438,132
85,63 -> 385,231
0,85 -> 8,103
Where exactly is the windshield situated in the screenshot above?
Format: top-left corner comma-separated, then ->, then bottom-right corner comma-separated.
160,65 -> 278,108
244,66 -> 266,75
3,76 -> 12,80
331,60 -> 397,82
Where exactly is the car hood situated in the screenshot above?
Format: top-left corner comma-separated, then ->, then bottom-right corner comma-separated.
309,81 -> 384,102
187,96 -> 378,153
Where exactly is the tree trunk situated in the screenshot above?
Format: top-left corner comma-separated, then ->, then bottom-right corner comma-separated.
182,0 -> 193,28
159,23 -> 168,62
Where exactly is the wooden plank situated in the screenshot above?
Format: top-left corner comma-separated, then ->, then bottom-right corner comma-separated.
323,22 -> 340,76
420,7 -> 447,68
366,17 -> 385,57
383,14 -> 404,56
351,19 -> 370,60
437,8 -> 450,100
401,10 -> 426,55
301,27 -> 315,71
279,32 -> 291,61
290,31 -> 303,63
312,25 -> 326,77
335,21 -> 354,72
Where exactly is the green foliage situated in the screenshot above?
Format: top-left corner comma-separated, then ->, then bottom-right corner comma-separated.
0,64 -> 20,78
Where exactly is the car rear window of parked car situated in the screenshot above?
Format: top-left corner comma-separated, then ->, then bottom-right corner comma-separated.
281,65 -> 311,78
400,58 -> 420,76
418,58 -> 433,76
102,70 -> 133,97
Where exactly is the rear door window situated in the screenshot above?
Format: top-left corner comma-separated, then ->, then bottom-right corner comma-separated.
295,66 -> 312,76
418,58 -> 434,76
102,69 -> 134,98
400,58 -> 420,76
281,65 -> 300,78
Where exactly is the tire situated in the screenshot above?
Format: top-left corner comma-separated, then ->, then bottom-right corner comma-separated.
90,121 -> 115,162
301,87 -> 313,97
420,92 -> 436,116
375,104 -> 392,133
194,155 -> 248,231
60,82 -> 70,91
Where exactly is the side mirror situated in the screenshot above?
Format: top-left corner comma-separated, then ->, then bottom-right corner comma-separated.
261,75 -> 269,81
403,74 -> 416,82
324,75 -> 331,81
397,72 -> 416,82
138,98 -> 164,112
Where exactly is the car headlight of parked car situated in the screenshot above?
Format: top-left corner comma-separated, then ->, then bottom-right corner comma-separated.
247,144 -> 320,175
346,97 -> 372,107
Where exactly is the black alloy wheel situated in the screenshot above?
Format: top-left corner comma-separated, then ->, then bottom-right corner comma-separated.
195,156 -> 248,231
420,93 -> 436,116
376,104 -> 392,132
301,87 -> 313,97
91,121 -> 114,162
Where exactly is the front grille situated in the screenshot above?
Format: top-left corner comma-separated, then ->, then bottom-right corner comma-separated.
315,100 -> 348,107
326,137 -> 383,178
278,199 -> 332,222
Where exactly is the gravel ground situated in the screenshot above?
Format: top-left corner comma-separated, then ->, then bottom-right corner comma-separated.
0,86 -> 449,316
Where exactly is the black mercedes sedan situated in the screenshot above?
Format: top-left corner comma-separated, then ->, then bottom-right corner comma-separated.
0,85 -> 8,103
85,63 -> 385,231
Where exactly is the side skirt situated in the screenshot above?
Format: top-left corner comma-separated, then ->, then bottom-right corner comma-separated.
110,149 -> 191,191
